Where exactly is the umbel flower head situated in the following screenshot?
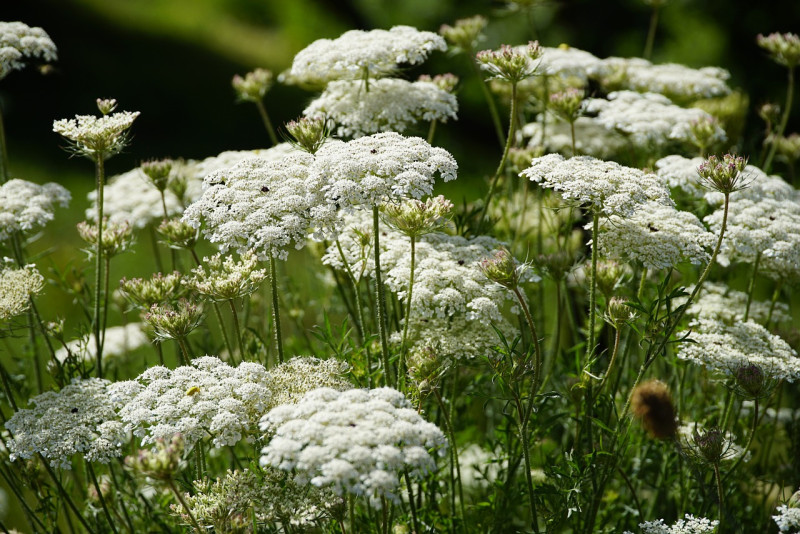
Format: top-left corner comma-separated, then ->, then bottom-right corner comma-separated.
549,87 -> 584,123
0,21 -> 57,79
144,298 -> 204,341
757,32 -> 800,68
232,67 -> 273,102
157,218 -> 198,250
185,250 -> 268,302
119,271 -> 186,309
285,116 -> 329,155
623,514 -> 719,534
77,218 -> 134,258
53,99 -> 140,160
380,195 -> 453,237
140,158 -> 174,192
697,153 -> 750,194
0,179 -> 70,241
0,260 -> 44,321
439,15 -> 487,53
477,41 -> 542,84
259,387 -> 447,507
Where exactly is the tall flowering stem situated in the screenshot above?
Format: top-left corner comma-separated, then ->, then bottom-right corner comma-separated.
92,155 -> 106,377
269,255 -> 284,364
373,206 -> 392,387
0,108 -> 8,184
586,211 -> 600,360
398,236 -> 416,388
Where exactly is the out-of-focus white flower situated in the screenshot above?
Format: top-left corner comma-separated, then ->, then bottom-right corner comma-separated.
0,21 -> 57,79
0,179 -> 70,241
624,513 -> 719,534
683,281 -> 791,325
0,261 -> 44,321
55,323 -> 148,366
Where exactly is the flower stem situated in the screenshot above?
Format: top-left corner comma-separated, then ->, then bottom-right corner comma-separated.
0,105 -> 8,184
713,463 -> 725,529
190,249 -> 235,361
93,156 -> 106,378
373,206 -> 392,387
167,478 -> 203,532
594,326 -> 622,399
254,100 -> 279,146
398,237 -> 416,390
744,252 -> 761,322
434,389 -> 466,529
586,211 -> 600,361
724,398 -> 759,481
513,287 -> 544,400
39,453 -> 97,533
269,255 -> 284,364
643,6 -> 660,60
764,67 -> 795,173
404,471 -> 421,534
228,299 -> 244,363
478,82 -> 518,231
87,462 -> 119,534
467,52 -> 505,148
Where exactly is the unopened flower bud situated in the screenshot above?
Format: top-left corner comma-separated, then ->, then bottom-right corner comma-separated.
120,271 -> 185,308
476,41 -> 542,83
418,73 -> 459,93
604,297 -> 637,329
381,196 -> 453,238
689,116 -> 722,153
96,98 -> 117,115
157,218 -> 198,249
480,247 -> 524,290
549,88 -> 584,123
734,363 -> 768,398
77,219 -> 133,258
144,299 -> 203,341
691,427 -> 726,465
125,434 -> 185,480
697,153 -> 750,194
758,102 -> 781,126
140,159 -> 174,192
439,15 -> 487,52
757,32 -> 800,69
232,68 -> 273,102
285,116 -> 329,154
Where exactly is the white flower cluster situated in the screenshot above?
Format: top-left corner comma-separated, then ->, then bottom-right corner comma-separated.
187,250 -> 268,301
55,323 -> 149,366
704,195 -> 800,279
280,26 -> 446,87
0,261 -> 44,321
584,91 -> 726,150
677,319 -> 800,381
260,387 -> 447,507
0,21 -> 57,79
537,45 -> 605,84
592,202 -> 715,269
654,155 -> 708,198
774,503 -> 800,533
304,78 -> 458,138
53,110 -> 141,159
315,132 -> 458,210
182,150 -> 332,259
113,356 -> 271,449
624,513 -> 719,534
521,116 -> 629,160
5,378 -> 128,469
520,154 -> 672,216
599,56 -> 731,103
684,281 -> 791,325
263,356 -> 352,410
0,179 -> 71,241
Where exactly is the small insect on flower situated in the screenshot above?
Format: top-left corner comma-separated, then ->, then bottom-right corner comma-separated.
185,386 -> 201,396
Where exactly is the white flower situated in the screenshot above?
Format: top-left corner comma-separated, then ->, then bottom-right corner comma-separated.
592,202 -> 715,269
54,323 -> 149,366
114,356 -> 271,449
314,132 -> 458,210
677,318 -> 800,381
584,91 -> 726,149
0,179 -> 70,241
186,250 -> 267,301
773,503 -> 800,532
683,281 -> 791,325
0,21 -> 57,79
537,45 -> 606,84
520,154 -> 672,216
0,261 -> 44,321
598,56 -> 731,103
263,356 -> 352,410
259,387 -> 447,507
280,26 -> 446,87
5,378 -> 130,469
53,109 -> 140,160
521,116 -> 629,160
303,78 -> 458,138
624,513 -> 719,534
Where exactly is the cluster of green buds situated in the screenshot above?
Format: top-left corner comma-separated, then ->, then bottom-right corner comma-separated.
417,73 -> 459,93
407,345 -> 448,397
770,132 -> 800,164
144,298 -> 203,341
77,218 -> 133,258
119,271 -> 186,309
604,296 -> 637,329
592,259 -> 629,299
185,250 -> 267,302
381,195 -> 454,238
758,102 -> 782,127
125,434 -> 185,481
697,153 -> 750,194
549,87 -> 584,123
157,218 -> 199,250
689,115 -> 722,155
140,158 -> 174,193
439,15 -> 487,53
476,41 -> 542,84
757,32 -> 800,68
284,116 -> 329,155
480,246 -> 525,291
232,67 -> 274,102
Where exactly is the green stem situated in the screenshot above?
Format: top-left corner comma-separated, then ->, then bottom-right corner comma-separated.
427,120 -> 438,145
637,267 -> 648,301
335,240 -> 365,342
724,398 -> 758,481
570,119 -> 577,157
254,100 -> 279,146
87,462 -> 119,534
269,255 -> 284,364
516,410 -> 540,533
587,212 -> 600,361
228,299 -> 244,362
643,6 -> 660,60
594,326 -> 622,399
93,156 -> 106,379
148,226 -> 164,273
744,252 -> 761,322
477,83 -> 518,231
434,389 -> 466,529
189,249 -> 235,361
177,338 -> 191,366
764,67 -> 795,173
513,287 -> 544,403
398,237 -> 416,390
714,463 -> 724,529
468,52 -> 505,148
0,360 -> 18,411
0,464 -> 48,532
348,495 -> 356,534
404,471 -> 421,534
766,281 -> 784,326
0,105 -> 8,184
372,207 -> 392,387
39,453 -> 96,533
167,478 -> 202,532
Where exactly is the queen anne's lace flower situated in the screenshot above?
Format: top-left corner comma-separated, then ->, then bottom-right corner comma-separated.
314,132 -> 458,210
113,356 -> 271,449
390,315 -> 517,361
0,21 -> 57,79
677,318 -> 800,381
0,179 -> 70,241
55,323 -> 149,366
280,26 -> 446,87
260,387 -> 447,507
623,513 -> 719,534
303,78 -> 458,138
598,57 -> 731,103
186,250 -> 267,301
584,91 -> 726,149
53,109 -> 140,160
5,378 -> 129,469
520,154 -> 672,216
263,356 -> 352,410
0,261 -> 44,320
773,503 -> 800,532
683,282 -> 791,325
537,45 -> 605,83
521,116 -> 629,160
592,202 -> 715,269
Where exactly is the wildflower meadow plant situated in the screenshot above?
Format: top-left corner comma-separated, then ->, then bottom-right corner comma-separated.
2,7 -> 800,534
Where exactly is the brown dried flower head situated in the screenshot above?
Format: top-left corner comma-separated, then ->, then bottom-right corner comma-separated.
631,379 -> 678,439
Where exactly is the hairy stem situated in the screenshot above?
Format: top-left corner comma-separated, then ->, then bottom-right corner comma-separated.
586,212 -> 600,361
269,254 -> 285,364
643,6 -> 660,60
93,156 -> 106,378
254,99 -> 279,146
373,206 -> 392,387
764,67 -> 795,173
398,237 -> 416,390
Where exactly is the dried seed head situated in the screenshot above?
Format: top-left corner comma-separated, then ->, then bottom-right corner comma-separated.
631,379 -> 678,439
734,363 -> 769,398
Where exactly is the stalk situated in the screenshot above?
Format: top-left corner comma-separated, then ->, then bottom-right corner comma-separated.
570,119 -> 577,157
744,253 -> 761,322
269,255 -> 284,364
766,281 -> 784,326
335,240 -> 366,342
512,287 -> 544,400
0,106 -> 8,183
39,454 -> 96,533
254,100 -> 279,146
87,462 -> 119,534
586,212 -> 600,360
643,5 -> 660,60
372,207 -> 392,387
467,53 -> 505,148
398,237 -> 417,389
228,300 -> 244,364
93,155 -> 106,378
404,471 -> 421,534
724,398 -> 759,480
764,67 -> 795,173
433,389 -> 466,529
427,120 -> 438,145
477,83 -> 518,231
713,463 -> 725,529
190,249 -> 235,361
177,338 -> 191,366
594,326 -> 622,399
167,479 -> 202,532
